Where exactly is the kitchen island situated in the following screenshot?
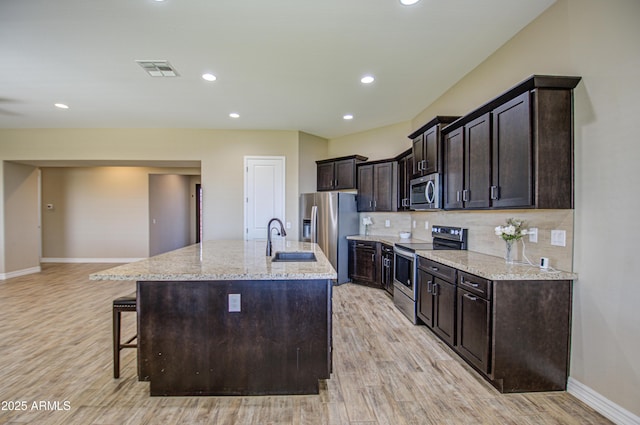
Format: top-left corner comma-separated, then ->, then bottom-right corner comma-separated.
91,240 -> 336,396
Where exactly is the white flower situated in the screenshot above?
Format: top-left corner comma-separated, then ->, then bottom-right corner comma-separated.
362,217 -> 372,226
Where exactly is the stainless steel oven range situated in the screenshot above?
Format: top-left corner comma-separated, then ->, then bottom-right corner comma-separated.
393,225 -> 468,324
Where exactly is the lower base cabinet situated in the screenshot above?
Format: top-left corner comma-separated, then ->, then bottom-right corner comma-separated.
417,257 -> 572,393
456,272 -> 491,374
348,240 -> 379,287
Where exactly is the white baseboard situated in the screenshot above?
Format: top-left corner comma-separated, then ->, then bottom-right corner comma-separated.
567,377 -> 640,425
40,257 -> 144,264
0,266 -> 42,280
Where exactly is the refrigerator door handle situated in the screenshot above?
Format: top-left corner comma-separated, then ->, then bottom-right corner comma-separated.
310,205 -> 318,244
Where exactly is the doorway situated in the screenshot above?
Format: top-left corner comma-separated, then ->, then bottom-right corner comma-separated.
244,156 -> 285,240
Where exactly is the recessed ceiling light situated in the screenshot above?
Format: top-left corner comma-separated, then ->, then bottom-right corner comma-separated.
361,75 -> 375,84
54,103 -> 69,109
400,0 -> 420,5
229,113 -> 240,118
202,73 -> 217,82
343,114 -> 354,120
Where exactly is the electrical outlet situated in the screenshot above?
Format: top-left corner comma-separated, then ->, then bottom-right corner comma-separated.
424,221 -> 429,230
551,230 -> 566,247
385,219 -> 391,228
286,222 -> 291,229
412,220 -> 416,229
228,294 -> 241,312
528,228 -> 538,243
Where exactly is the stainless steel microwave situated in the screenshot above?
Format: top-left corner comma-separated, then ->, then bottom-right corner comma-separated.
410,174 -> 440,210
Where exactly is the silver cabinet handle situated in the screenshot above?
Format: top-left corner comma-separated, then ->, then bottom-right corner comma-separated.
456,191 -> 461,202
430,266 -> 439,271
463,293 -> 478,301
427,280 -> 433,293
490,185 -> 499,200
461,279 -> 479,288
462,189 -> 469,202
371,253 -> 375,262
421,159 -> 427,170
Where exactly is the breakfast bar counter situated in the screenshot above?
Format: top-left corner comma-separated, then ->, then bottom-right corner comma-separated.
91,240 -> 336,396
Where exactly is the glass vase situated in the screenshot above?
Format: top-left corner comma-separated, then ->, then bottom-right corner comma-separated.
505,239 -> 515,264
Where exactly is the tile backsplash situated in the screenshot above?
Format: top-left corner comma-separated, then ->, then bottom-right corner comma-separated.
358,209 -> 574,272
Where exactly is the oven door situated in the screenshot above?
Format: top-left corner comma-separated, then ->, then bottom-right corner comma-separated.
393,247 -> 416,300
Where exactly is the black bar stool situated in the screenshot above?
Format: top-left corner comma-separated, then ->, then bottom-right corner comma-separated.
113,294 -> 137,379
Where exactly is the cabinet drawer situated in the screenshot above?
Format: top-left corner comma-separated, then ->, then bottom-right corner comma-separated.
458,271 -> 492,300
417,257 -> 456,283
351,240 -> 376,250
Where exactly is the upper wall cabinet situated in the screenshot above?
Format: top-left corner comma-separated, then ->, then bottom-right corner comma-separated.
316,155 -> 368,191
409,116 -> 459,178
442,75 -> 581,210
395,148 -> 413,211
357,160 -> 398,212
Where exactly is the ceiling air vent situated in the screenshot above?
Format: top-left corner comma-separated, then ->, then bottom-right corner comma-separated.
136,60 -> 179,77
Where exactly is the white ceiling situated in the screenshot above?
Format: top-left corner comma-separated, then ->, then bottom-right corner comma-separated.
0,0 -> 555,139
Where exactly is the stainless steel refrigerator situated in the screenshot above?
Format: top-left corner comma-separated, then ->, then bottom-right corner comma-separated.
300,192 -> 359,284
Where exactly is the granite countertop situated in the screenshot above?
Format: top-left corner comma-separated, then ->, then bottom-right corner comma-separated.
416,249 -> 578,281
347,234 -> 577,281
346,234 -> 426,245
90,240 -> 337,281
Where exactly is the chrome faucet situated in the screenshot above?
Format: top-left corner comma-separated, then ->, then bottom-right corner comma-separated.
266,218 -> 287,256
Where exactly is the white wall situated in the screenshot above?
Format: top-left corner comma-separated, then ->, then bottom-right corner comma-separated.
0,129 -> 304,258
1,162 -> 40,276
149,174 -> 191,256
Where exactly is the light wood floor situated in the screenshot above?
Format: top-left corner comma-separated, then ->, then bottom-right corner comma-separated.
0,263 -> 610,425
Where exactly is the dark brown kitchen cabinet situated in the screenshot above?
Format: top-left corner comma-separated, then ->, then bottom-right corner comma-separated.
443,113 -> 491,209
456,272 -> 492,374
395,149 -> 413,211
380,243 -> 394,296
417,257 -> 457,347
357,161 -> 397,212
409,116 -> 459,178
348,240 -> 379,287
316,155 -> 367,191
418,254 -> 573,393
441,75 -> 581,210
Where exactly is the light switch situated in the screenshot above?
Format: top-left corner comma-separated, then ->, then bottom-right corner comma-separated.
385,220 -> 391,228
228,294 -> 241,312
528,228 -> 538,243
286,222 -> 291,229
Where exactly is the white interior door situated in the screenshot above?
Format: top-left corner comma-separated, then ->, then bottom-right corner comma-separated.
244,156 -> 285,240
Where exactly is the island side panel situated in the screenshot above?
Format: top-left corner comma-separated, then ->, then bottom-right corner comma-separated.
138,279 -> 332,396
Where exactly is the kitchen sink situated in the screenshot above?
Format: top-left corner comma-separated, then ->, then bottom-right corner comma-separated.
271,251 -> 317,262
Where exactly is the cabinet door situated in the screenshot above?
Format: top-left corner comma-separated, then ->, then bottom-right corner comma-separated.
433,278 -> 456,347
412,134 -> 424,177
423,125 -> 439,174
317,162 -> 335,191
349,242 -> 377,284
443,127 -> 464,209
465,113 -> 491,209
417,269 -> 435,327
456,287 -> 491,374
334,159 -> 356,190
373,162 -> 394,211
492,92 -> 532,208
357,165 -> 374,212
